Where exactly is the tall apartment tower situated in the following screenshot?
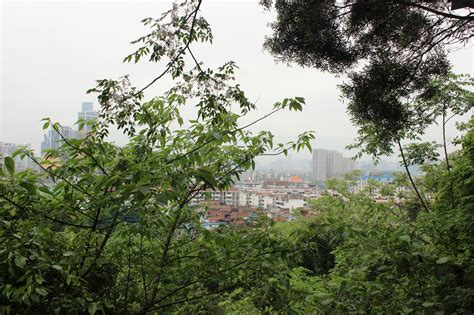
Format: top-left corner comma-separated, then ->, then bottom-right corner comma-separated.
77,102 -> 98,139
343,157 -> 355,174
313,148 -> 358,182
41,126 -> 77,154
326,150 -> 343,178
312,149 -> 327,182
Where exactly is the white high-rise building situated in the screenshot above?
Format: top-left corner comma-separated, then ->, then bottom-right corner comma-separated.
313,149 -> 357,182
40,102 -> 97,154
326,150 -> 343,178
41,126 -> 77,154
343,157 -> 355,174
312,149 -> 327,182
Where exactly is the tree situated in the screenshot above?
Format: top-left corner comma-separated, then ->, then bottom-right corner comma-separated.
0,1 -> 314,313
261,0 -> 473,155
219,117 -> 474,313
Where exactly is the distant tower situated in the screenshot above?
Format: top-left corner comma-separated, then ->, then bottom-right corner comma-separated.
77,102 -> 98,139
343,157 -> 355,174
326,150 -> 343,178
312,149 -> 327,182
41,126 -> 76,154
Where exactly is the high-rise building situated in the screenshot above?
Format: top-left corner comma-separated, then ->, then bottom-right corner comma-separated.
343,157 -> 355,174
0,142 -> 35,172
312,149 -> 327,182
312,148 -> 357,182
39,102 -> 97,155
77,102 -> 98,139
41,126 -> 77,154
326,150 -> 343,178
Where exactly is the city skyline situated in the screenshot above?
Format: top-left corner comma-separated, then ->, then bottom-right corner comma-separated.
312,148 -> 356,182
40,101 -> 98,154
2,1 -> 472,157
0,141 -> 35,172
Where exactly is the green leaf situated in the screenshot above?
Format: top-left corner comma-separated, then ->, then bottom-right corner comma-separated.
38,186 -> 54,196
295,96 -> 305,104
20,182 -> 36,195
62,251 -> 74,257
42,121 -> 50,130
412,239 -> 424,248
156,192 -> 170,205
422,302 -> 435,307
4,157 -> 14,176
197,168 -> 218,189
436,257 -> 448,264
35,288 -> 48,296
14,255 -> 27,268
289,100 -> 303,111
321,298 -> 334,305
35,276 -> 45,285
399,235 -> 411,242
88,302 -> 98,314
138,185 -> 151,196
51,264 -> 62,271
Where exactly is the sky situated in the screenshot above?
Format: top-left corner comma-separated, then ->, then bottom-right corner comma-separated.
1,0 -> 473,162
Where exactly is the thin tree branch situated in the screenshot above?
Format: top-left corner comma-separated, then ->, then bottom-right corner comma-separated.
81,209 -> 121,277
148,284 -> 239,313
166,107 -> 282,165
137,0 -> 203,95
51,123 -> 109,176
397,140 -> 430,213
403,1 -> 474,21
0,193 -> 93,229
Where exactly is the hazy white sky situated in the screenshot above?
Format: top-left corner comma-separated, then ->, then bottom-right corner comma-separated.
1,1 -> 473,160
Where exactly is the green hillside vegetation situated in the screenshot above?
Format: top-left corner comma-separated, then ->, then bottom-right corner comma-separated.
1,1 -> 473,313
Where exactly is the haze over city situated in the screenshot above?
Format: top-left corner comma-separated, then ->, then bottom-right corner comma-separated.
1,1 -> 472,161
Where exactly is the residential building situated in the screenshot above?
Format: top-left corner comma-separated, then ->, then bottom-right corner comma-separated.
353,172 -> 396,194
327,150 -> 343,178
312,148 -> 357,182
343,157 -> 355,174
0,142 -> 35,172
312,149 -> 327,182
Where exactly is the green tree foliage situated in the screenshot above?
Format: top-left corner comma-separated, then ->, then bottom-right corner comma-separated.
0,1 -> 314,313
2,1 -> 473,314
218,117 -> 474,314
215,74 -> 474,312
261,0 -> 473,156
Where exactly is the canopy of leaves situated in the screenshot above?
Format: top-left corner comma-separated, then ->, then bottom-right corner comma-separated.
262,0 -> 473,155
0,1 -> 314,313
2,1 -> 473,313
217,116 -> 474,314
